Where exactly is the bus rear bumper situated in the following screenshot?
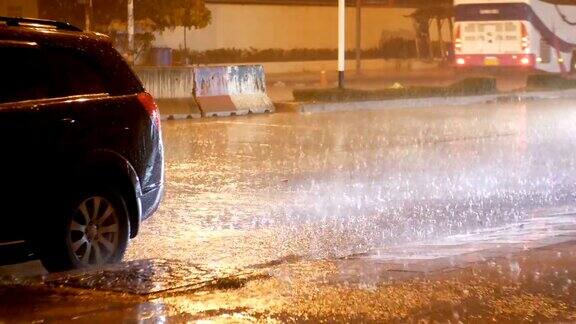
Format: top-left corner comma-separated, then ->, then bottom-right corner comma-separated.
455,54 -> 535,68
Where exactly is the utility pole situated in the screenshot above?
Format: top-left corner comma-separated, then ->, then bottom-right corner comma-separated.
127,0 -> 135,65
355,0 -> 362,74
436,17 -> 445,60
84,0 -> 92,31
338,0 -> 346,89
184,27 -> 187,52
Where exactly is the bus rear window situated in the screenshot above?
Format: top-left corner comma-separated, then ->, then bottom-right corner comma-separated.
505,22 -> 517,32
465,24 -> 476,32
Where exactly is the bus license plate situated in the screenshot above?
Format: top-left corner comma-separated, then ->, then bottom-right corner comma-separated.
484,57 -> 500,66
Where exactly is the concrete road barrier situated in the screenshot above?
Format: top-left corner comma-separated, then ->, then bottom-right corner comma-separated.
156,98 -> 201,120
135,67 -> 202,119
136,65 -> 275,119
135,67 -> 194,99
194,65 -> 275,117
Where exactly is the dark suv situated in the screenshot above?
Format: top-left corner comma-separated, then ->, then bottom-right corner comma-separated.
0,17 -> 164,272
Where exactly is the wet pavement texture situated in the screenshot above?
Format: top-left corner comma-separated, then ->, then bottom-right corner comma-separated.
1,241 -> 575,322
44,259 -> 264,295
2,98 -> 576,322
129,98 -> 576,268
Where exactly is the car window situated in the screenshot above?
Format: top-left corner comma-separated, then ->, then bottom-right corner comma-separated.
0,47 -> 52,104
46,47 -> 109,98
0,46 -> 108,104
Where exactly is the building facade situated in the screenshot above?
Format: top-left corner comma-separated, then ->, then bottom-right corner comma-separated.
0,0 -> 38,17
152,4 -> 422,51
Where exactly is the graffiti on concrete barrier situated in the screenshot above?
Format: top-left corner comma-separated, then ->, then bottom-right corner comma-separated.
194,65 -> 267,97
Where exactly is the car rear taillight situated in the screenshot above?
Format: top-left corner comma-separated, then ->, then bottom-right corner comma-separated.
137,92 -> 160,127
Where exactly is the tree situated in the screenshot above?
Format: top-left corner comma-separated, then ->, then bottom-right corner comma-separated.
176,0 -> 212,53
107,18 -> 157,63
39,0 -> 212,63
39,0 -> 211,34
408,6 -> 453,60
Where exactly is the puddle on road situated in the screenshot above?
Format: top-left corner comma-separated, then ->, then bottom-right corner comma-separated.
358,212 -> 576,263
44,259 -> 266,296
309,212 -> 576,286
3,213 -> 572,299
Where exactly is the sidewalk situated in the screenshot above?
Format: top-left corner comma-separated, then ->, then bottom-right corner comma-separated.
265,66 -> 530,101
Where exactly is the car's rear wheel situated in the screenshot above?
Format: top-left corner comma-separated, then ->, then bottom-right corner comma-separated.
37,189 -> 130,272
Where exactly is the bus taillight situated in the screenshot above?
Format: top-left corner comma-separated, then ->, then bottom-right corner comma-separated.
521,23 -> 529,52
455,24 -> 462,52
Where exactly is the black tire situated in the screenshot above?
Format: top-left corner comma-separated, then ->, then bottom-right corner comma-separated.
571,51 -> 576,74
36,188 -> 130,272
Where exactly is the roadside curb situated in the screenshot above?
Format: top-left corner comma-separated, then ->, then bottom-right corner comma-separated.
160,113 -> 202,121
276,88 -> 576,114
274,101 -> 302,113
157,98 -> 202,121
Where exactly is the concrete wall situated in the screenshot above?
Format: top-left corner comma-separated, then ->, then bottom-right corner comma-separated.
153,4 -> 451,51
0,0 -> 37,17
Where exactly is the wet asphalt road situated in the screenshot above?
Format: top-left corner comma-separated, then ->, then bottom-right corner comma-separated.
128,98 -> 576,268
2,98 -> 576,321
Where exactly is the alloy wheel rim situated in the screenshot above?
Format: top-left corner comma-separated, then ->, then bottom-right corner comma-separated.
68,196 -> 120,266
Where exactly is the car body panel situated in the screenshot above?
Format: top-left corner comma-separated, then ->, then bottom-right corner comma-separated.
0,22 -> 163,244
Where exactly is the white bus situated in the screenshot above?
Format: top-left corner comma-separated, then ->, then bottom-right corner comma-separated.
454,0 -> 576,73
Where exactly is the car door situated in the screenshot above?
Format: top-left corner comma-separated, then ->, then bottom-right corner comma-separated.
0,42 -> 46,240
0,41 -> 75,241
